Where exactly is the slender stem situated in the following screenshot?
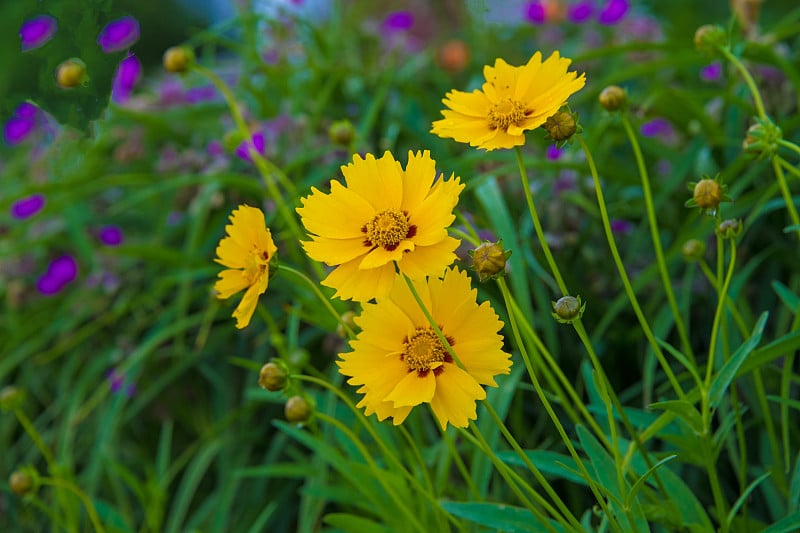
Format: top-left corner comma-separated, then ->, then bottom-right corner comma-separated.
441,429 -> 481,500
620,115 -> 694,363
39,477 -> 106,533
778,139 -> 800,160
697,260 -> 749,336
778,156 -> 800,180
702,433 -> 730,532
515,146 -> 568,295
314,412 -> 428,533
277,264 -> 354,338
577,136 -> 684,398
718,46 -> 767,121
14,409 -> 56,470
705,240 -> 736,387
771,157 -> 800,238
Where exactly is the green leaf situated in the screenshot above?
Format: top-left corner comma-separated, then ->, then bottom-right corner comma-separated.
625,455 -> 677,509
576,425 -> 623,504
497,450 -> 587,486
648,400 -> 703,434
440,501 -> 567,533
323,513 -> 392,533
709,312 -> 768,408
772,280 -> 800,312
783,224 -> 800,234
761,510 -> 800,533
739,329 -> 800,375
791,453 -> 800,513
725,472 -> 770,530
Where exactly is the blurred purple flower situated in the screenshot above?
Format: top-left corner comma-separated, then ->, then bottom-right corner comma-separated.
107,369 -> 136,397
610,219 -> 633,234
98,225 -> 124,246
598,0 -> 629,25
546,144 -> 564,161
207,140 -> 224,158
111,53 -> 142,103
4,102 -> 40,145
235,132 -> 265,163
20,15 -> 58,51
525,1 -> 547,24
97,16 -> 140,53
37,255 -> 78,295
700,62 -> 722,82
567,1 -> 594,23
11,194 -> 45,219
640,118 -> 673,138
185,85 -> 218,103
383,11 -> 414,32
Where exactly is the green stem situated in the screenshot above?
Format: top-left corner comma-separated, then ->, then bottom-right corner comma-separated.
704,240 -> 736,388
718,46 -> 767,121
277,264 -> 354,338
771,157 -> 800,238
620,114 -> 694,363
14,409 -> 56,470
515,146 -> 568,295
441,428 -> 480,500
778,139 -> 800,160
778,156 -> 800,180
577,136 -> 684,398
39,477 -> 106,533
701,433 -> 730,532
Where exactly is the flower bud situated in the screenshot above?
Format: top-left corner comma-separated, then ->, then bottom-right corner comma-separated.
717,218 -> 742,239
598,86 -> 626,112
328,120 -> 355,147
694,25 -> 726,54
742,117 -> 782,159
0,386 -> 24,411
437,39 -> 470,73
552,295 -> 586,323
692,179 -> 723,209
544,111 -> 578,142
163,46 -> 194,73
469,240 -> 511,282
285,395 -> 312,423
287,348 -> 310,370
681,239 -> 706,262
258,360 -> 289,392
336,310 -> 358,338
55,58 -> 88,88
9,470 -> 34,496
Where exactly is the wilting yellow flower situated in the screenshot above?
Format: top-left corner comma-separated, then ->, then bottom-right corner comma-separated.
214,205 -> 277,329
338,267 -> 512,429
431,51 -> 586,151
297,150 -> 463,302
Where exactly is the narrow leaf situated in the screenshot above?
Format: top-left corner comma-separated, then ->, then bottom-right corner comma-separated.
710,312 -> 768,407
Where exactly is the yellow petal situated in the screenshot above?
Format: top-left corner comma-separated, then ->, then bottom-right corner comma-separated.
342,152 -> 403,212
401,150 -> 438,213
231,272 -> 268,329
301,235 -> 368,265
385,370 -> 435,407
322,260 -> 396,301
429,364 -> 486,430
214,269 -> 249,299
298,182 -> 374,239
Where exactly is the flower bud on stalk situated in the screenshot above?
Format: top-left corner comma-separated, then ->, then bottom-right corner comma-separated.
552,295 -> 586,323
598,85 -> 627,112
163,46 -> 194,73
285,395 -> 312,424
469,241 -> 511,282
258,360 -> 289,392
56,58 -> 88,88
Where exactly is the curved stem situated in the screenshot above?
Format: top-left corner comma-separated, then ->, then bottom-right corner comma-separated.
577,136 -> 684,398
718,46 -> 767,121
771,157 -> 800,238
620,115 -> 694,363
39,477 -> 106,533
515,146 -> 568,295
778,139 -> 800,160
14,409 -> 56,470
277,264 -> 354,338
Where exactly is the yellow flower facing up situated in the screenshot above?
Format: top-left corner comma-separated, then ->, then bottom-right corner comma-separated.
431,51 -> 586,151
297,150 -> 464,302
214,205 -> 277,329
338,267 -> 512,429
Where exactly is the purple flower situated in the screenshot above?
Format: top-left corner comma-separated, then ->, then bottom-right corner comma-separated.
4,102 -> 40,145
598,0 -> 629,25
567,1 -> 594,23
546,144 -> 564,161
20,15 -> 58,52
610,219 -> 633,234
235,132 -> 265,163
11,194 -> 45,219
97,16 -> 140,53
107,369 -> 136,397
207,140 -> 224,158
37,255 -> 78,295
525,1 -> 547,24
640,118 -> 673,138
111,53 -> 142,103
98,225 -> 124,246
185,85 -> 218,104
700,62 -> 723,82
382,11 -> 415,32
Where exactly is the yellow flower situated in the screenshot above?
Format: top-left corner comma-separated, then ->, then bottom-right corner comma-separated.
297,150 -> 464,302
431,51 -> 586,151
337,267 -> 512,429
214,205 -> 277,329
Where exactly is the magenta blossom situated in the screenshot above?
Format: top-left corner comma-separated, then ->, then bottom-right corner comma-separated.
111,53 -> 142,103
598,0 -> 629,25
11,194 -> 45,219
97,16 -> 140,53
382,11 -> 414,32
107,369 -> 136,397
567,1 -> 594,23
20,15 -> 58,52
525,1 -> 547,24
610,219 -> 633,234
700,62 -> 723,82
235,132 -> 265,163
640,118 -> 673,138
98,225 -> 124,246
4,103 -> 40,145
37,255 -> 78,295
546,144 -> 564,161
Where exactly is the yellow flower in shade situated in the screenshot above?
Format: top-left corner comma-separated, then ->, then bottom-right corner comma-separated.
431,51 -> 586,151
337,267 -> 512,429
297,150 -> 464,302
214,205 -> 277,329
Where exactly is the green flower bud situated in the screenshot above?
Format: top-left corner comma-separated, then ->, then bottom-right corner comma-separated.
328,120 -> 356,147
685,174 -> 731,215
336,310 -> 358,338
717,219 -> 742,239
598,86 -> 627,112
56,58 -> 88,88
285,395 -> 312,424
258,360 -> 289,392
163,46 -> 194,73
694,24 -> 726,54
742,117 -> 782,159
681,239 -> 706,262
0,386 -> 24,411
469,240 -> 511,282
544,111 -> 578,142
552,295 -> 586,323
9,470 -> 34,496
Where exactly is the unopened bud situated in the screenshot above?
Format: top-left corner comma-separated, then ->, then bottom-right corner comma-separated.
56,58 -> 88,88
470,240 -> 511,282
742,117 -> 782,159
544,111 -> 578,142
328,120 -> 355,147
9,470 -> 35,496
598,86 -> 626,112
681,239 -> 706,262
717,219 -> 742,239
285,395 -> 312,423
336,310 -> 358,338
694,25 -> 726,54
0,386 -> 24,411
163,46 -> 194,73
258,360 -> 289,392
552,295 -> 586,323
693,179 -> 723,209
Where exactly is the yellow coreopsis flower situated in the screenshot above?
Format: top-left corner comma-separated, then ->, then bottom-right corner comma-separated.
337,267 -> 512,429
297,150 -> 464,302
431,51 -> 586,151
213,205 -> 277,329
